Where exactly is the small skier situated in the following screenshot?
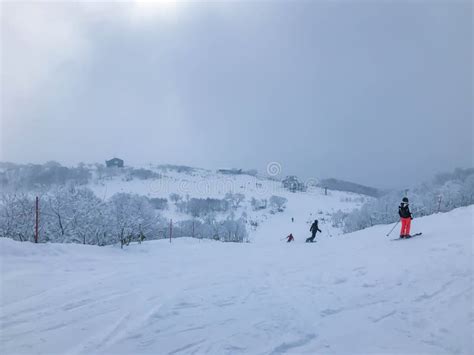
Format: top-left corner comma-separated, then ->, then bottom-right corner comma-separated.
306,220 -> 322,243
398,197 -> 413,238
286,233 -> 294,242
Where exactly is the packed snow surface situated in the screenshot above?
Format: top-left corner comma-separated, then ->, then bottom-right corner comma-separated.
1,206 -> 473,354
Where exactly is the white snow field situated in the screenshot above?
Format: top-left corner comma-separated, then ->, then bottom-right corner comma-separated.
1,206 -> 473,355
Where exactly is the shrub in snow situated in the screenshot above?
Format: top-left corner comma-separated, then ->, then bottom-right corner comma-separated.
331,210 -> 348,228
251,197 -> 267,211
157,164 -> 196,174
148,198 -> 168,210
269,195 -> 287,212
249,219 -> 259,231
177,198 -> 229,217
169,193 -> 182,205
224,192 -> 246,209
171,216 -> 248,243
220,218 -> 248,242
129,168 -> 161,180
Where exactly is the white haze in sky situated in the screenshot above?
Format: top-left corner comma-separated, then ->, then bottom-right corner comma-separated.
1,1 -> 472,187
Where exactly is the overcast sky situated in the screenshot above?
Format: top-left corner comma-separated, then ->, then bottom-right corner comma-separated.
1,1 -> 472,188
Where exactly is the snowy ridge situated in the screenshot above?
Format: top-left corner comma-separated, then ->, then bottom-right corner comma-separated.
1,206 -> 473,354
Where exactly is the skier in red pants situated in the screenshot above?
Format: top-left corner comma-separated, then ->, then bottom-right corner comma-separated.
398,197 -> 413,238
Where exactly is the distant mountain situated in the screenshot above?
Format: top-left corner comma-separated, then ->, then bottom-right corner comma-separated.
319,178 -> 380,197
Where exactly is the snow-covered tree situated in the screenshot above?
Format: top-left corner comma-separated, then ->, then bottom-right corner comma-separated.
269,195 -> 287,212
169,193 -> 182,205
0,193 -> 35,241
250,197 -> 267,211
224,192 -> 246,209
341,168 -> 474,233
220,217 -> 248,242
106,193 -> 158,247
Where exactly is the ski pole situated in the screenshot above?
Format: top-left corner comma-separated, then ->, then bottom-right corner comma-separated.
386,221 -> 399,237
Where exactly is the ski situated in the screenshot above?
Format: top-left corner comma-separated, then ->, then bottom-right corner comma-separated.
391,232 -> 422,241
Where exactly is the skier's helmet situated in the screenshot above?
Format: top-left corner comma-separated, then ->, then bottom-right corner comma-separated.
402,197 -> 409,203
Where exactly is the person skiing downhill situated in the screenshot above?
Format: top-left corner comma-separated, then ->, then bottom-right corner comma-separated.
286,233 -> 294,242
306,220 -> 321,242
399,197 -> 413,238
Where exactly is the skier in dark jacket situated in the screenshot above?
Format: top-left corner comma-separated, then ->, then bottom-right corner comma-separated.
306,220 -> 321,242
286,233 -> 294,243
399,197 -> 413,238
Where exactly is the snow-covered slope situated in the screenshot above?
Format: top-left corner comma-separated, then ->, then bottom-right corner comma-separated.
87,166 -> 368,241
1,206 -> 472,354
88,166 -> 371,242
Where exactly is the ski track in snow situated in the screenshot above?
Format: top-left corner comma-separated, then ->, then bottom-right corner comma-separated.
1,206 -> 473,354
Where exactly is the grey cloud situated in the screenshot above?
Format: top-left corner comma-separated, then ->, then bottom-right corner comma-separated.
1,1 -> 472,188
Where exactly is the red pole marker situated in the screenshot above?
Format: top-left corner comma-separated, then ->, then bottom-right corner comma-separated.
35,196 -> 39,243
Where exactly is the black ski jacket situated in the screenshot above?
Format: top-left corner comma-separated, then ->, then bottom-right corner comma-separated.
310,222 -> 321,233
398,204 -> 412,219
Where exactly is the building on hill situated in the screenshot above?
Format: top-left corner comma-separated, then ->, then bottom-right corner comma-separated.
106,158 -> 124,168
